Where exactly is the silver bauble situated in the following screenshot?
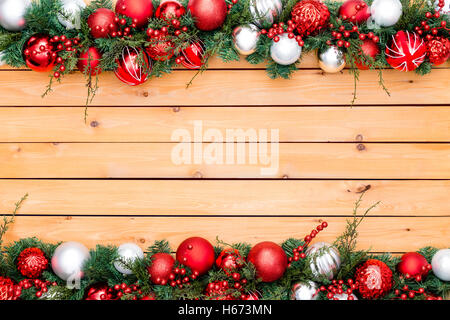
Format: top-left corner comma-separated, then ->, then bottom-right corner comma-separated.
318,46 -> 346,73
114,243 -> 144,275
431,249 -> 450,281
0,51 -> 5,66
290,281 -> 319,300
249,0 -> 283,28
370,0 -> 402,27
270,33 -> 302,65
57,0 -> 86,30
333,293 -> 358,300
51,241 -> 90,281
306,242 -> 341,280
0,0 -> 31,31
232,24 -> 260,56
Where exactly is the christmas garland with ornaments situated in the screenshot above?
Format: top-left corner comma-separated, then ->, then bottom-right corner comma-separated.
0,194 -> 449,301
0,0 -> 449,108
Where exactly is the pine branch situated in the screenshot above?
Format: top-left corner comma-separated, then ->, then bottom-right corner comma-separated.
0,194 -> 28,248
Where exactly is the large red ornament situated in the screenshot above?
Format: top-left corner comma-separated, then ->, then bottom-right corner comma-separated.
355,259 -> 393,299
146,34 -> 175,61
291,0 -> 330,36
17,247 -> 48,278
114,47 -> 151,86
147,252 -> 175,285
426,36 -> 450,66
77,47 -> 102,76
84,283 -> 117,300
0,277 -> 20,300
176,237 -> 215,275
115,0 -> 154,29
155,0 -> 186,21
205,281 -> 235,300
247,241 -> 287,283
23,34 -> 57,72
339,0 -> 370,24
187,0 -> 227,31
180,41 -> 206,69
140,293 -> 156,300
385,31 -> 427,72
397,252 -> 429,278
215,248 -> 244,275
355,39 -> 380,70
87,8 -> 117,39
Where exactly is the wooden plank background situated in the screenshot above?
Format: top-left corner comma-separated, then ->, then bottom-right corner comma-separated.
1,0 -> 449,254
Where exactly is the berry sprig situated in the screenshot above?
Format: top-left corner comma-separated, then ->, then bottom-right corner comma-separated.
393,285 -> 443,300
48,35 -> 82,79
17,278 -> 58,298
112,282 -> 144,300
205,273 -> 253,300
226,0 -> 240,13
167,265 -> 197,289
319,278 -> 359,300
261,20 -> 305,47
327,23 -> 379,48
414,10 -> 449,39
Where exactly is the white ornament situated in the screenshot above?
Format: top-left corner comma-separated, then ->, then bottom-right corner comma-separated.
431,249 -> 450,281
0,51 -> 5,66
57,0 -> 86,30
318,46 -> 346,73
306,242 -> 341,280
291,281 -> 319,300
0,0 -> 31,31
114,243 -> 144,275
232,24 -> 260,56
270,33 -> 302,65
370,0 -> 402,27
249,0 -> 283,28
51,241 -> 90,282
333,293 -> 358,300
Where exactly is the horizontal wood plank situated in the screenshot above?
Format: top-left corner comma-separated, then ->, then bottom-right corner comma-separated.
1,180 -> 449,216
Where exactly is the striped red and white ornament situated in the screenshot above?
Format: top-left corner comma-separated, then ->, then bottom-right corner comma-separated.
385,30 -> 427,72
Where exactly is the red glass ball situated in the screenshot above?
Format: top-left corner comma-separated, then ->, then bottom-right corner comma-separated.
115,0 -> 154,29
84,283 -> 117,300
155,0 -> 186,21
181,41 -> 205,69
77,47 -> 102,76
397,252 -> 428,277
355,39 -> 380,70
187,0 -> 227,31
147,252 -> 175,284
176,237 -> 215,275
215,248 -> 244,274
23,34 -> 56,72
87,8 -> 117,39
339,0 -> 371,24
114,47 -> 151,86
247,241 -> 288,282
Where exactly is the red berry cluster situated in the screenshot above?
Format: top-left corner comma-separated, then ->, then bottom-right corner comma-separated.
319,278 -> 358,300
327,24 -> 379,48
110,13 -> 137,38
0,276 -> 22,300
166,266 -> 199,289
226,0 -> 240,12
401,263 -> 432,282
261,21 -> 305,46
112,282 -> 143,300
18,278 -> 58,298
393,285 -> 443,300
49,35 -> 82,79
205,273 -> 252,300
414,10 -> 449,39
287,221 -> 328,267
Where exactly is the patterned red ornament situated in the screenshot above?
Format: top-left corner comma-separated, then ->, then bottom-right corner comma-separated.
181,40 -> 206,69
114,47 -> 151,86
0,277 -> 20,300
385,31 -> 427,72
355,39 -> 380,70
84,283 -> 117,300
215,248 -> 244,275
17,247 -> 48,278
155,0 -> 186,21
397,252 -> 429,278
247,241 -> 288,282
187,0 -> 227,31
339,0 -> 370,24
291,0 -> 330,36
115,0 -> 154,29
23,34 -> 57,72
176,237 -> 215,275
205,281 -> 235,300
146,34 -> 175,61
87,8 -> 117,39
77,47 -> 102,76
147,252 -> 175,284
426,36 -> 450,66
355,259 -> 393,299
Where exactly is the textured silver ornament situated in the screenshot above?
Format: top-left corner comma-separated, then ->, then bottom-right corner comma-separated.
0,0 -> 31,31
114,243 -> 144,275
57,0 -> 86,30
290,281 -> 319,300
270,33 -> 302,65
51,241 -> 90,282
318,46 -> 346,73
306,242 -> 341,280
369,0 -> 402,27
431,249 -> 450,281
249,0 -> 283,28
232,24 -> 260,56
333,293 -> 358,300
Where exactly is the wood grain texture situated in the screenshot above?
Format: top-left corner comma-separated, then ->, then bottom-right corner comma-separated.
1,180 -> 449,216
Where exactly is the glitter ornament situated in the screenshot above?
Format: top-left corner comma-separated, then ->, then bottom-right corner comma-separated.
355,259 -> 393,299
426,37 -> 450,66
291,0 -> 330,36
17,247 -> 48,278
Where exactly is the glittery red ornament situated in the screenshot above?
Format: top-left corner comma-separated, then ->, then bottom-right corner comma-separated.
205,281 -> 235,300
247,241 -> 287,283
215,248 -> 244,275
87,8 -> 117,39
147,252 -> 175,284
115,0 -> 154,29
114,47 -> 151,86
426,37 -> 450,66
140,293 -> 156,300
23,34 -> 57,72
187,0 -> 227,31
146,34 -> 175,61
397,252 -> 429,277
355,259 -> 393,299
77,47 -> 102,76
17,247 -> 48,278
0,277 -> 19,300
385,31 -> 427,72
181,41 -> 205,69
155,0 -> 186,21
339,0 -> 370,24
176,237 -> 215,275
84,283 -> 117,300
355,39 -> 380,70
291,0 -> 330,36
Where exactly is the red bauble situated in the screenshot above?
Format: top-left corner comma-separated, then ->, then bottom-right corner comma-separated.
205,281 -> 235,300
23,34 -> 56,72
187,0 -> 227,31
339,0 -> 370,24
84,283 -> 117,300
181,41 -> 206,69
115,0 -> 154,29
426,37 -> 450,66
247,241 -> 287,283
397,252 -> 429,277
356,39 -> 380,70
77,47 -> 102,76
114,47 -> 151,86
355,259 -> 393,299
87,8 -> 117,39
215,248 -> 244,275
146,35 -> 175,61
155,0 -> 186,21
243,292 -> 260,300
176,237 -> 215,275
140,293 -> 156,300
16,247 -> 48,278
147,252 -> 175,284
385,31 -> 427,72
0,277 -> 18,300
291,0 -> 330,36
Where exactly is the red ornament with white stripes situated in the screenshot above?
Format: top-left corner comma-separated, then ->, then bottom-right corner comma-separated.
385,30 -> 427,72
114,47 -> 151,86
